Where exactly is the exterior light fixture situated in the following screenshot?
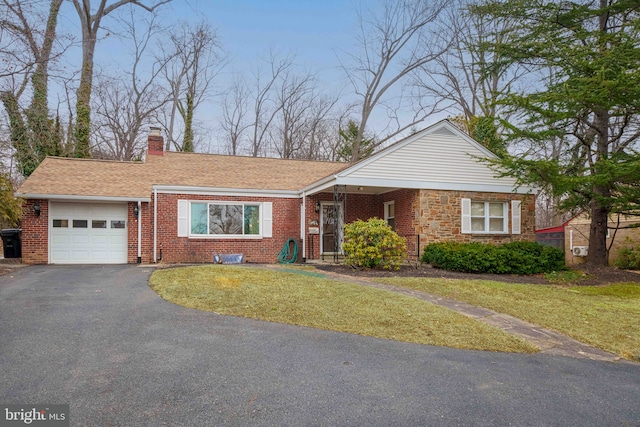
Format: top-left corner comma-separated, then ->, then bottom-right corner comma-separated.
315,201 -> 321,213
33,203 -> 41,217
134,205 -> 140,218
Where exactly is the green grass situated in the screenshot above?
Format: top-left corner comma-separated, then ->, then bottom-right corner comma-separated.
149,265 -> 536,353
378,277 -> 640,361
544,269 -> 588,283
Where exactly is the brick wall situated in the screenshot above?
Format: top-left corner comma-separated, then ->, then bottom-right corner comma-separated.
21,199 -> 48,264
20,189 -> 535,265
380,189 -> 420,259
153,194 -> 301,264
303,190 -> 419,260
127,201 -> 154,264
416,190 -> 536,252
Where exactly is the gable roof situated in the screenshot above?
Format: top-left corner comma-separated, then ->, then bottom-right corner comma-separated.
16,152 -> 349,201
16,119 -> 535,201
304,120 -> 535,195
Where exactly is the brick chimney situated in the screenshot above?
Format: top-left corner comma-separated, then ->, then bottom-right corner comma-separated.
148,127 -> 164,156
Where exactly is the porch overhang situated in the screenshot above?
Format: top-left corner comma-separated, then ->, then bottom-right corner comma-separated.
300,176 -> 537,196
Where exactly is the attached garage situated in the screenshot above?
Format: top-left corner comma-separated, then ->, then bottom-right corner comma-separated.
49,202 -> 128,264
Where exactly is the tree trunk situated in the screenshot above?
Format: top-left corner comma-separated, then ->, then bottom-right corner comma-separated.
587,200 -> 610,266
181,93 -> 194,152
74,25 -> 96,158
28,0 -> 63,159
585,4 -> 613,267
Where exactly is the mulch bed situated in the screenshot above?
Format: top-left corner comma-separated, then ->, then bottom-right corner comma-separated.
1,262 -> 638,285
314,263 -> 640,286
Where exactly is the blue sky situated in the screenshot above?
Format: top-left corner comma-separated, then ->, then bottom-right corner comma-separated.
50,0 -> 441,152
167,0 -> 357,86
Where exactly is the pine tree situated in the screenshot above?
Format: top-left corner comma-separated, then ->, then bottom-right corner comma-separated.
473,0 -> 640,266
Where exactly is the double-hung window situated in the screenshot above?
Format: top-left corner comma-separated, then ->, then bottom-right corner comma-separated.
462,199 -> 510,234
190,202 -> 261,236
384,201 -> 395,231
471,201 -> 507,233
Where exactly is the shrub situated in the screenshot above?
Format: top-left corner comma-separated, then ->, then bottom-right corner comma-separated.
343,218 -> 407,270
422,241 -> 565,275
615,246 -> 640,270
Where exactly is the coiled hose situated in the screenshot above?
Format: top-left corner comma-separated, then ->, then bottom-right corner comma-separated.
278,238 -> 298,264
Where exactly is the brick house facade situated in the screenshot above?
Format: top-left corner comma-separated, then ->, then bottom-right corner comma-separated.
16,120 -> 537,265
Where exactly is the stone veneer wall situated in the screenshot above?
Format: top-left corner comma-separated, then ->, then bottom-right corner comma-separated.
416,190 -> 536,252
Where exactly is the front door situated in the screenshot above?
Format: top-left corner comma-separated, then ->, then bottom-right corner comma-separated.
320,202 -> 344,255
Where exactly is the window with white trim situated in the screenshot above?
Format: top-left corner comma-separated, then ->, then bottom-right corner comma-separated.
384,201 -> 395,231
190,202 -> 261,236
462,200 -> 508,234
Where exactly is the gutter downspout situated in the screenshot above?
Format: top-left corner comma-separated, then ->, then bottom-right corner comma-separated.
153,187 -> 158,263
137,201 -> 142,263
569,229 -> 573,252
301,191 -> 306,263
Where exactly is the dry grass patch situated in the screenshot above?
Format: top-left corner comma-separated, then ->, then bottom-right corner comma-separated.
149,265 -> 536,353
379,277 -> 640,361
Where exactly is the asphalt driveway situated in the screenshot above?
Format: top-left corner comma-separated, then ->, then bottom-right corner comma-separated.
0,265 -> 638,426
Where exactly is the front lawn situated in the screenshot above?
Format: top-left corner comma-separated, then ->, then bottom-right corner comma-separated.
378,277 -> 640,361
149,265 -> 536,353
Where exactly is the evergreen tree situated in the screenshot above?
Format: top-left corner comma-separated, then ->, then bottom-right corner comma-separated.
472,0 -> 640,266
336,121 -> 374,162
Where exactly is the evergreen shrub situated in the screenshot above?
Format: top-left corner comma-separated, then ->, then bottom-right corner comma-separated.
422,241 -> 565,274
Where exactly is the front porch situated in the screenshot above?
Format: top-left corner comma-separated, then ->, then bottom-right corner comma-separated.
302,185 -> 421,263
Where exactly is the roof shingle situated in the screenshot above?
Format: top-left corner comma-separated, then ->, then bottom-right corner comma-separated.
17,152 -> 349,199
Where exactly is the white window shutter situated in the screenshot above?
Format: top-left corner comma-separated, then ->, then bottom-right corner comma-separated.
461,198 -> 471,234
511,200 -> 521,235
177,200 -> 189,237
262,202 -> 273,238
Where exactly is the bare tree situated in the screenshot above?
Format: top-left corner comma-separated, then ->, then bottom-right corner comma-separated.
341,0 -> 450,161
70,0 -> 171,158
159,21 -> 225,152
248,51 -> 294,157
0,0 -> 65,176
271,70 -> 316,159
91,10 -> 170,160
269,70 -> 341,160
219,75 -> 251,155
414,2 -> 528,125
295,95 -> 342,160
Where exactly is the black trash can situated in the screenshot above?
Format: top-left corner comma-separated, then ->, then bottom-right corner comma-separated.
1,229 -> 22,258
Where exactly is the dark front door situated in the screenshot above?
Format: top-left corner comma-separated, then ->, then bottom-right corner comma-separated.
321,202 -> 343,254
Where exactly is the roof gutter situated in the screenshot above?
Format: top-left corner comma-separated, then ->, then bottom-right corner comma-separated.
14,193 -> 151,202
300,176 -> 538,196
152,185 -> 298,198
298,174 -> 339,196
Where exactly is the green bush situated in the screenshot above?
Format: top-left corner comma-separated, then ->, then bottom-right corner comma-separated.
343,218 -> 407,270
615,246 -> 640,270
422,241 -> 565,275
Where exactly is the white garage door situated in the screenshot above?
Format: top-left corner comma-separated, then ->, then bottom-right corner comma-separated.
50,202 -> 128,264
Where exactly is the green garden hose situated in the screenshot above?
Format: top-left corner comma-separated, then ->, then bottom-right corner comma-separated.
278,238 -> 298,264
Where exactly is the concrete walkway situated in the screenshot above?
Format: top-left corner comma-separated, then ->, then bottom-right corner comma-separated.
267,265 -> 627,364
